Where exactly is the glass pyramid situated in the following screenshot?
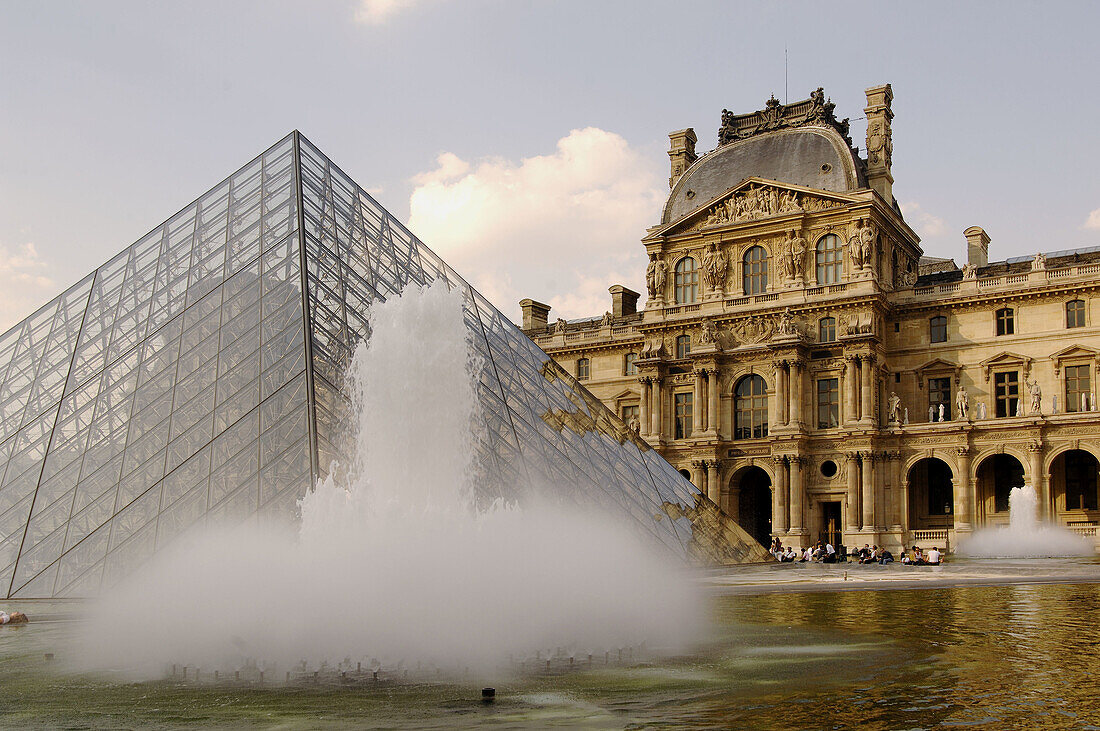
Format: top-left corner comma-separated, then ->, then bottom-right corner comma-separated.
0,133 -> 768,599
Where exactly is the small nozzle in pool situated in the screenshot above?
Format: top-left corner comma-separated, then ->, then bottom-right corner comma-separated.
481,687 -> 495,704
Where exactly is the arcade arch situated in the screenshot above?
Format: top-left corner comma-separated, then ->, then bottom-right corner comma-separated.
907,457 -> 954,531
975,453 -> 1024,525
726,465 -> 772,547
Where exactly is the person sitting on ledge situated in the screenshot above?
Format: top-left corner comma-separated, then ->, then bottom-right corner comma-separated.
899,548 -> 911,564
801,546 -> 814,562
857,544 -> 872,563
927,546 -> 943,565
912,546 -> 927,565
823,542 -> 837,563
879,549 -> 894,565
0,611 -> 28,625
782,546 -> 798,562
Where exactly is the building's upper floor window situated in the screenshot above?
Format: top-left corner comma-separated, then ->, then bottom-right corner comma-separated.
930,315 -> 948,343
674,392 -> 693,439
623,352 -> 637,376
996,308 -> 1015,336
816,234 -> 843,284
817,377 -> 840,429
576,357 -> 590,380
1067,299 -> 1086,328
928,377 -> 951,421
742,245 -> 768,295
621,404 -> 640,430
819,316 -> 836,342
734,374 -> 769,440
994,371 -> 1019,417
674,257 -> 698,304
1066,363 -> 1091,412
676,334 -> 691,359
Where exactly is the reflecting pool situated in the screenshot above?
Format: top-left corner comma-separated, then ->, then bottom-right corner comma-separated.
3,577 -> 1100,729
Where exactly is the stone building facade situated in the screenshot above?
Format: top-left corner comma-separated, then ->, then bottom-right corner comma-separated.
522,85 -> 1100,553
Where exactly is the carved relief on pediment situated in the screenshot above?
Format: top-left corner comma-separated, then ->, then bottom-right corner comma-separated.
687,184 -> 844,233
731,315 -> 774,344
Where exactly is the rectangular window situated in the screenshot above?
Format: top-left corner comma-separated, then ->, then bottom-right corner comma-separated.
995,371 -> 1019,417
674,392 -> 693,439
621,404 -> 639,429
816,378 -> 839,429
676,335 -> 691,359
576,358 -> 589,380
1067,299 -> 1086,328
623,352 -> 637,376
996,308 -> 1014,336
930,316 -> 947,343
819,317 -> 836,343
928,377 -> 951,422
1066,364 -> 1091,413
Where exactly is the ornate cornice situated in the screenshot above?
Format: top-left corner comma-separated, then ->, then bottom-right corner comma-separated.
718,88 -> 855,150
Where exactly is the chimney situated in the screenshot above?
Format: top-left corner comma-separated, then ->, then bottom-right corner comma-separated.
667,128 -> 697,189
608,285 -> 640,317
519,298 -> 551,331
963,226 -> 990,268
864,84 -> 894,202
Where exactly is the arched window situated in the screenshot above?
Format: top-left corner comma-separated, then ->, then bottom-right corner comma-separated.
742,245 -> 768,295
819,317 -> 836,342
816,234 -> 842,284
576,358 -> 589,380
1067,299 -> 1086,328
675,334 -> 691,359
674,257 -> 698,304
734,375 -> 769,440
995,307 -> 1014,336
930,315 -> 948,343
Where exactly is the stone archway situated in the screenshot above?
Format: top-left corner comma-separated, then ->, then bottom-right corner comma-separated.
1049,449 -> 1099,522
907,457 -> 954,531
975,453 -> 1025,526
729,466 -> 772,547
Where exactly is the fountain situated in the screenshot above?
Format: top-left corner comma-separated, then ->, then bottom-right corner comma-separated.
78,283 -> 700,678
958,484 -> 1095,558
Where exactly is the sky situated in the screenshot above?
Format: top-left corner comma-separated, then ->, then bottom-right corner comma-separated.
2,0 -> 1100,332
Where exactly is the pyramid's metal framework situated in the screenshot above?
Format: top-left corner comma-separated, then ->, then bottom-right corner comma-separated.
0,133 -> 767,598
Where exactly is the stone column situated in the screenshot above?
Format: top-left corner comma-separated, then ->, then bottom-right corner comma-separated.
954,446 -> 973,531
772,456 -> 789,533
772,360 -> 787,428
844,355 -> 858,425
693,370 -> 705,435
1028,441 -> 1048,521
890,451 -> 904,529
845,451 -> 861,531
860,355 -> 876,424
652,377 -> 663,438
692,460 -> 706,494
790,360 -> 804,428
789,456 -> 805,533
860,450 -> 875,529
707,460 -> 720,505
638,378 -> 650,437
707,369 -> 719,435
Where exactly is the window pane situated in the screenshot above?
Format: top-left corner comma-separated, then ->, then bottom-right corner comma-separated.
930,316 -> 947,343
817,378 -> 839,429
674,393 -> 693,439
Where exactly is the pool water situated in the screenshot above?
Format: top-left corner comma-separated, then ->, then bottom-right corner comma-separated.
3,579 -> 1100,728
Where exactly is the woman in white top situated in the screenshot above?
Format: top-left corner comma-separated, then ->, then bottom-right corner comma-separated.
0,611 -> 28,624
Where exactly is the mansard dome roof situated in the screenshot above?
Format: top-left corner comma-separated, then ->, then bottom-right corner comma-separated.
662,92 -> 867,224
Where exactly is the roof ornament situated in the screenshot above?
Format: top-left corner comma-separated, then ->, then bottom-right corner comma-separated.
718,87 -> 853,149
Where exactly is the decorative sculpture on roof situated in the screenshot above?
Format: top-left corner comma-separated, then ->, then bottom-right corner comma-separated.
717,88 -> 853,148
600,311 -> 613,326
701,244 -> 728,291
961,262 -> 977,280
698,184 -> 813,229
1032,252 -> 1047,271
646,254 -> 668,298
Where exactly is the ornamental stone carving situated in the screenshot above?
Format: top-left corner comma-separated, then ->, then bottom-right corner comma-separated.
701,244 -> 728,291
698,318 -> 719,346
780,229 -> 807,281
732,315 -> 774,344
774,308 -> 798,337
718,88 -> 853,147
646,255 -> 668,298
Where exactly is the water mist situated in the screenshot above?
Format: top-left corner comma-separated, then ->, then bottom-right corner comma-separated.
79,283 -> 701,678
958,484 -> 1095,558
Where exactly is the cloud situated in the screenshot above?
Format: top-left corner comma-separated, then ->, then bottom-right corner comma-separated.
1084,207 -> 1100,231
407,128 -> 664,321
0,241 -> 55,333
354,0 -> 429,25
900,201 -> 947,239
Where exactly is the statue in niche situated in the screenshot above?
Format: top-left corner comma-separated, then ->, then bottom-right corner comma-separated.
903,407 -> 909,425
777,238 -> 794,281
701,244 -> 728,291
887,392 -> 901,423
938,403 -> 946,422
928,405 -> 936,423
646,255 -> 668,298
848,222 -> 865,270
1027,379 -> 1042,414
781,229 -> 807,280
956,387 -> 969,420
859,220 -> 876,270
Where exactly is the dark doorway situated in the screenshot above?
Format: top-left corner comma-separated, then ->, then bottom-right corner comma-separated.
976,454 -> 1024,519
820,501 -> 842,546
908,457 -> 954,529
736,466 -> 773,547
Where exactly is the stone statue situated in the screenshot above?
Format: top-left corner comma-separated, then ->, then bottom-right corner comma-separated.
1052,394 -> 1059,413
961,263 -> 976,280
887,392 -> 901,423
1032,252 -> 1047,271
848,223 -> 865,270
938,403 -> 946,422
775,308 -> 796,336
777,236 -> 794,280
627,414 -> 640,433
928,405 -> 936,423
646,255 -> 667,298
781,229 -> 806,280
554,317 -> 568,334
903,407 -> 909,425
977,401 -> 987,420
1015,398 -> 1023,417
701,244 -> 728,291
1027,379 -> 1042,414
955,387 -> 969,420
859,221 -> 876,270
600,311 -> 613,326
699,318 -> 718,345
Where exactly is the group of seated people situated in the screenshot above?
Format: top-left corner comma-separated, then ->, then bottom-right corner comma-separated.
770,538 -> 944,566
